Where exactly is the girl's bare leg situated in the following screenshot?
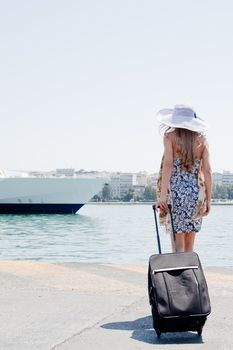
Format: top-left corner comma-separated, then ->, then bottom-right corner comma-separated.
184,232 -> 196,252
170,232 -> 185,252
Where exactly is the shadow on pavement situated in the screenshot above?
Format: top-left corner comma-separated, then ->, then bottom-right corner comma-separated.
101,315 -> 204,345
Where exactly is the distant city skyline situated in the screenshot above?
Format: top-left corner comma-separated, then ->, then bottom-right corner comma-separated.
1,1 -> 233,173
4,167 -> 232,176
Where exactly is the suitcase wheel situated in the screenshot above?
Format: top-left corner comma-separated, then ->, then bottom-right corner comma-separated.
156,330 -> 161,338
197,328 -> 203,337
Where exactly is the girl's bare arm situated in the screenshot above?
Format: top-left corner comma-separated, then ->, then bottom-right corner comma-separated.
202,140 -> 212,215
157,134 -> 173,210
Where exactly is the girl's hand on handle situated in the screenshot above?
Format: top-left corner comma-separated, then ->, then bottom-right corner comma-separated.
157,194 -> 168,212
202,200 -> 211,216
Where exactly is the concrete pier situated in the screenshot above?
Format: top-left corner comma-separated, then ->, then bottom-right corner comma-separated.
0,261 -> 232,349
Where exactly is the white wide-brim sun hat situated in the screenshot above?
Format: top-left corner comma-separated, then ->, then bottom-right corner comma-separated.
156,104 -> 208,133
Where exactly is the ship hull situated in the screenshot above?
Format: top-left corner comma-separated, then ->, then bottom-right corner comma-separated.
0,203 -> 84,214
0,177 -> 106,214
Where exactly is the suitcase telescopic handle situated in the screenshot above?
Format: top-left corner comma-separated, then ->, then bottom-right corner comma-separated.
152,204 -> 178,254
168,204 -> 178,253
152,204 -> 162,254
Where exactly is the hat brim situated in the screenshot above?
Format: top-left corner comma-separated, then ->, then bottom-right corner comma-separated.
156,109 -> 208,133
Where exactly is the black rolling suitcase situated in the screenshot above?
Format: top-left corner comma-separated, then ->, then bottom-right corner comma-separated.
148,204 -> 211,338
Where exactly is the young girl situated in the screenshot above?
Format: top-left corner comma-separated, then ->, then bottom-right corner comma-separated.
156,105 -> 212,252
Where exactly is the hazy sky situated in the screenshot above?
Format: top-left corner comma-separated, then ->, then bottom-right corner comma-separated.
1,0 -> 233,173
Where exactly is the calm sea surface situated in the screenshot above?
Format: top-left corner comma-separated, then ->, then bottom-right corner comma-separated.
0,204 -> 232,266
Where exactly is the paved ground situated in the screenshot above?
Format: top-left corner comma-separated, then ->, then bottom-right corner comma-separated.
0,261 -> 232,350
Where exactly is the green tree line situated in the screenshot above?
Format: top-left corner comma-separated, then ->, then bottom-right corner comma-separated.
92,183 -> 233,202
92,184 -> 157,202
212,184 -> 233,200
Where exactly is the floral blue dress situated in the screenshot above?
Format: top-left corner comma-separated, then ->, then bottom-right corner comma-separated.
170,158 -> 202,233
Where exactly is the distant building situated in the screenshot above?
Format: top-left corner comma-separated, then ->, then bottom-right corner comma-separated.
222,171 -> 233,186
212,172 -> 223,186
56,168 -> 75,177
28,171 -> 47,177
120,173 -> 137,196
135,173 -> 148,186
133,185 -> 145,197
147,174 -> 158,187
110,174 -> 121,197
110,173 -> 136,197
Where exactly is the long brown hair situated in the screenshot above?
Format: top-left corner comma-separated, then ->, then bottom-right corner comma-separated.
174,128 -> 199,172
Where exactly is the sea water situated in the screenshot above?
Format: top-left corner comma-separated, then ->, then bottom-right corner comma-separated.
0,204 -> 232,266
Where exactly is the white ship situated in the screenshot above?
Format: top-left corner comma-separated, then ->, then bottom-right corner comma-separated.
0,169 -> 108,214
